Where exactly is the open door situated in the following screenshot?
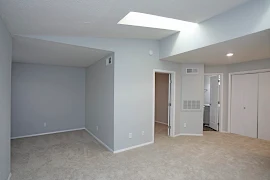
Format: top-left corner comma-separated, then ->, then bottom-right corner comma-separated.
167,74 -> 172,136
209,76 -> 220,131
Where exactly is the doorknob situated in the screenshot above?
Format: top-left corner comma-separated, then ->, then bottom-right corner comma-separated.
243,107 -> 246,109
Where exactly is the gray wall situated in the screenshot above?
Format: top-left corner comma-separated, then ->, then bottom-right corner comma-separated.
228,59 -> 270,73
112,40 -> 181,150
0,17 -> 12,180
180,64 -> 204,135
33,36 -> 182,152
205,59 -> 270,132
11,63 -> 85,138
85,55 -> 114,150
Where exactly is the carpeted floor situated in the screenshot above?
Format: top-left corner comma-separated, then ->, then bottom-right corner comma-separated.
155,122 -> 168,136
11,126 -> 270,180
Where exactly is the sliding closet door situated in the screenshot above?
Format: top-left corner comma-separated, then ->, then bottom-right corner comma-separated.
258,72 -> 270,141
231,74 -> 258,138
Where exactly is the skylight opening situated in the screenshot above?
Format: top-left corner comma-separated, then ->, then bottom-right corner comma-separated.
118,12 -> 198,32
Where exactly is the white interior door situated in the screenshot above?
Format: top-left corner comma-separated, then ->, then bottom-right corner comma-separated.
168,74 -> 172,136
209,76 -> 219,131
231,74 -> 258,138
258,72 -> 270,141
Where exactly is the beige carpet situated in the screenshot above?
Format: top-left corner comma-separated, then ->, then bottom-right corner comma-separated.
11,127 -> 270,180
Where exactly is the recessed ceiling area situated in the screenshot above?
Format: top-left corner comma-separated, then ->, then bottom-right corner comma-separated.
0,0 -> 250,39
162,29 -> 270,65
13,36 -> 112,67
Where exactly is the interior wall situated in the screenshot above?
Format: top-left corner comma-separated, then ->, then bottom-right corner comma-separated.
204,75 -> 211,105
112,40 -> 181,151
155,73 -> 169,125
85,54 -> 114,150
0,17 -> 12,180
31,36 -> 182,151
11,63 -> 85,138
180,64 -> 204,135
205,58 -> 270,132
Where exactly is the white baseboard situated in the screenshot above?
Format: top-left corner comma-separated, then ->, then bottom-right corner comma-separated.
114,141 -> 154,154
84,128 -> 114,153
7,173 -> 11,180
174,133 -> 203,137
11,127 -> 153,154
155,121 -> 168,125
84,128 -> 153,153
11,128 -> 85,139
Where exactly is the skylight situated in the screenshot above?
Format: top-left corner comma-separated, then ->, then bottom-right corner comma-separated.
118,12 -> 198,31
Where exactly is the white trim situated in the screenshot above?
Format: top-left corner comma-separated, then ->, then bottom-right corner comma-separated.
113,141 -> 154,154
7,173 -> 11,180
11,128 -> 85,139
229,68 -> 270,75
228,73 -> 232,133
174,133 -> 203,137
84,128 -> 114,153
204,73 -> 224,132
155,121 -> 168,125
228,68 -> 270,133
85,128 -> 153,153
153,69 -> 176,141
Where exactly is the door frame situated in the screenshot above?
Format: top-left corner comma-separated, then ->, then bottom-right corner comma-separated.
228,68 -> 270,133
204,73 -> 224,132
153,69 -> 176,141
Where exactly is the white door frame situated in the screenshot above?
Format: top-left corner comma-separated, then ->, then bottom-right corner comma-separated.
153,69 -> 176,141
204,73 -> 224,132
228,68 -> 270,133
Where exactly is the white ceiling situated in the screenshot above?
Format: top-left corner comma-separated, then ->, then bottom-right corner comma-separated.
13,36 -> 112,67
162,30 -> 270,65
0,0 -> 250,39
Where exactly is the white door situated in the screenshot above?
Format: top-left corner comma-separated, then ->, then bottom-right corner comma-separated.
209,76 -> 219,131
168,74 -> 172,136
231,74 -> 258,138
258,72 -> 270,141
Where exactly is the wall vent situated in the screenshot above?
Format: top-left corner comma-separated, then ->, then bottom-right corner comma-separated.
186,68 -> 199,74
183,100 -> 201,110
106,56 -> 113,66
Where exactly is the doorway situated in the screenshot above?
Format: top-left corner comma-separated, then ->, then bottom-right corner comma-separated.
153,70 -> 175,141
203,74 -> 223,132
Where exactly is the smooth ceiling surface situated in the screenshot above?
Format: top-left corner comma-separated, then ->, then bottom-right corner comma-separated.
13,36 -> 112,67
162,30 -> 270,65
0,0 -> 250,39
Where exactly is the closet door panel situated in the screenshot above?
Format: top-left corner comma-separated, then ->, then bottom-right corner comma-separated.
242,74 -> 258,138
231,75 -> 244,136
258,72 -> 270,141
231,74 -> 258,138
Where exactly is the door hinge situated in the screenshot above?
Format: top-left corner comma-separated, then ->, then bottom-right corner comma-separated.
168,103 -> 172,106
168,125 -> 171,129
